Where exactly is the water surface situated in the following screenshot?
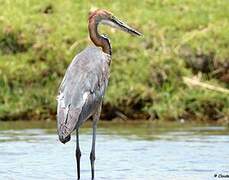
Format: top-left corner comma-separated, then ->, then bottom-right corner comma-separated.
0,121 -> 229,180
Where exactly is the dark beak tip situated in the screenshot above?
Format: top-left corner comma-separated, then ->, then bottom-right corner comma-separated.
131,29 -> 142,37
133,32 -> 143,37
137,32 -> 143,37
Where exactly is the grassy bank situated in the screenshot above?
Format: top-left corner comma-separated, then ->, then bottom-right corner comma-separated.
0,0 -> 228,123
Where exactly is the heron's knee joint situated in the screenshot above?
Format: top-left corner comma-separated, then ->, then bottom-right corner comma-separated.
76,149 -> 81,157
90,152 -> 95,161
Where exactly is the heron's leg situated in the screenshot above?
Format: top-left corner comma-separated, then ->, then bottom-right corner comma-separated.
76,129 -> 81,180
90,104 -> 101,180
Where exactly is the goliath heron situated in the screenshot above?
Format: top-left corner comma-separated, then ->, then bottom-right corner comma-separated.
57,9 -> 141,179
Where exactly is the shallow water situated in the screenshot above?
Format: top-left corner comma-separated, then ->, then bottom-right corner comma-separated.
0,121 -> 229,180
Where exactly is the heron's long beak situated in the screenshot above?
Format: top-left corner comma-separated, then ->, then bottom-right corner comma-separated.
101,16 -> 142,36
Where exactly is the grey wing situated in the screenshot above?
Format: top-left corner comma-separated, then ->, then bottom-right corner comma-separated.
57,50 -> 109,141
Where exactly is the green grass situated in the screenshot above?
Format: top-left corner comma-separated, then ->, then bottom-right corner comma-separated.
0,0 -> 228,122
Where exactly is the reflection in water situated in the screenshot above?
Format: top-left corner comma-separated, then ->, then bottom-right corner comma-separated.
0,121 -> 229,180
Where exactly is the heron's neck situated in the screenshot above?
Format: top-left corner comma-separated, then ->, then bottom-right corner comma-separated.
88,19 -> 112,55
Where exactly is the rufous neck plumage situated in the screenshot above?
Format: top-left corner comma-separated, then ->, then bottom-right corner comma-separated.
88,11 -> 112,55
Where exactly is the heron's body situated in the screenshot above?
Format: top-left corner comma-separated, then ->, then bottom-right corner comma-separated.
57,9 -> 141,180
57,46 -> 110,140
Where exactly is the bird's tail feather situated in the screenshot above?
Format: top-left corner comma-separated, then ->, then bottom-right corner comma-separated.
57,106 -> 82,143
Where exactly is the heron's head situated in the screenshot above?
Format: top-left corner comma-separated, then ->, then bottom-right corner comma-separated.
89,9 -> 142,36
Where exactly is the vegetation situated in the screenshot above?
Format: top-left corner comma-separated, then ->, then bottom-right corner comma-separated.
0,0 -> 228,123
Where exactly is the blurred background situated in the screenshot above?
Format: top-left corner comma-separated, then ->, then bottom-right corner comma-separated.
0,0 -> 229,179
0,0 -> 228,123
